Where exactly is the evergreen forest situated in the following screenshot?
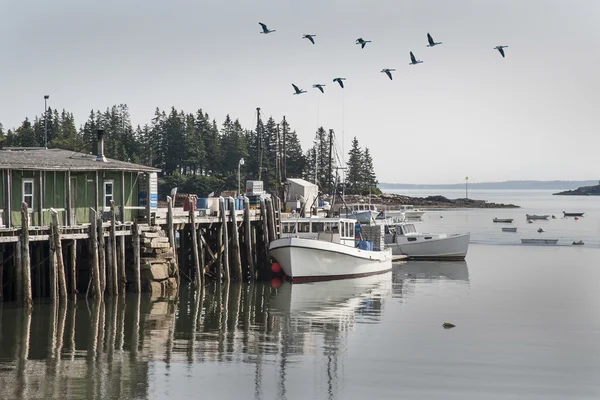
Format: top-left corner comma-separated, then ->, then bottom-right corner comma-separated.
0,104 -> 379,199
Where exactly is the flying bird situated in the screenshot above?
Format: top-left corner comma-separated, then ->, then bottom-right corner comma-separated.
427,33 -> 442,47
381,68 -> 395,80
355,38 -> 371,49
333,77 -> 346,88
409,51 -> 423,65
494,45 -> 508,58
259,22 -> 275,34
291,83 -> 306,95
313,84 -> 326,93
303,34 -> 316,44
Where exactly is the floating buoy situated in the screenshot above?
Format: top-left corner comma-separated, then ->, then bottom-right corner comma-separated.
271,262 -> 281,274
442,322 -> 456,329
575,217 -> 579,221
537,228 -> 545,233
271,277 -> 282,288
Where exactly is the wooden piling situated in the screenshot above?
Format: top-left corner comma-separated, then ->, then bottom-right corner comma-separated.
132,221 -> 141,293
0,247 -> 3,301
96,212 -> 106,296
50,209 -> 68,302
167,196 -> 179,279
260,198 -> 270,264
110,201 -> 123,291
190,199 -> 202,287
89,209 -> 101,299
265,198 -> 276,243
229,198 -> 243,282
219,198 -> 230,282
48,215 -> 57,302
98,213 -> 108,295
70,240 -> 77,297
199,229 -> 206,277
243,197 -> 255,281
21,203 -> 32,310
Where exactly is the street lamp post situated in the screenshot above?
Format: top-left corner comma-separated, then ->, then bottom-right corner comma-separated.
44,95 -> 50,148
465,176 -> 469,199
238,158 -> 245,197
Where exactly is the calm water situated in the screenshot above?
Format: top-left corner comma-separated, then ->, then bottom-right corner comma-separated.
1,190 -> 599,399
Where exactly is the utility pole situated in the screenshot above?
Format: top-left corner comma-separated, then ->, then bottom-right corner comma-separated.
44,95 -> 50,148
256,107 -> 262,181
328,129 -> 334,197
465,176 -> 469,199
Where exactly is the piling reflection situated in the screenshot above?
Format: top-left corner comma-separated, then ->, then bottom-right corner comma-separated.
0,262 -> 470,399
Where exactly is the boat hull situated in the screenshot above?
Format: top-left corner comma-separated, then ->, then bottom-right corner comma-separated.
525,214 -> 550,220
404,211 -> 425,219
563,212 -> 584,217
521,239 -> 558,245
352,210 -> 379,224
502,227 -> 517,232
493,218 -> 513,223
269,237 -> 393,282
388,233 -> 470,260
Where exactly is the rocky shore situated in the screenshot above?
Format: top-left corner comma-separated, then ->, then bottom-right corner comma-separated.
340,193 -> 519,209
553,184 -> 600,196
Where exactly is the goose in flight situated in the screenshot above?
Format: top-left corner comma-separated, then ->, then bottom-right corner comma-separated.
427,33 -> 442,47
381,68 -> 395,80
291,83 -> 306,95
355,38 -> 371,49
313,84 -> 326,93
494,45 -> 508,58
409,51 -> 423,65
303,34 -> 316,44
259,22 -> 275,34
333,77 -> 346,88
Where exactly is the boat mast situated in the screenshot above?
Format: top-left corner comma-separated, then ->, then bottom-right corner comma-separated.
328,129 -> 334,197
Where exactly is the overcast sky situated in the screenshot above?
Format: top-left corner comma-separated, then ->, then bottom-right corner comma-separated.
1,0 -> 599,184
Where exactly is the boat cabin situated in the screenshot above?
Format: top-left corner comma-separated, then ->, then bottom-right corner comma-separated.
281,217 -> 356,246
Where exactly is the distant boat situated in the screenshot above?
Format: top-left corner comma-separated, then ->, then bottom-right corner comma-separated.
527,219 -> 533,224
400,205 -> 426,219
572,240 -> 585,245
502,227 -> 517,232
526,214 -> 550,220
493,218 -> 513,223
563,211 -> 585,217
521,238 -> 558,245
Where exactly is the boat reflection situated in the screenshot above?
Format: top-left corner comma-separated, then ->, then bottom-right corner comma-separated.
395,260 -> 470,282
269,271 -> 392,324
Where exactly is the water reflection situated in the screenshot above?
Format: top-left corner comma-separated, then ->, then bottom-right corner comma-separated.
0,263 -> 470,399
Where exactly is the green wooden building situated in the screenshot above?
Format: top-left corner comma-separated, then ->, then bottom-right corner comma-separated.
0,133 -> 160,228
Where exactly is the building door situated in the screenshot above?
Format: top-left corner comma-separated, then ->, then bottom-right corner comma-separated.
70,177 -> 77,225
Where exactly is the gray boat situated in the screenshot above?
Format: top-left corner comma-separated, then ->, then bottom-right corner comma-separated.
521,238 -> 558,245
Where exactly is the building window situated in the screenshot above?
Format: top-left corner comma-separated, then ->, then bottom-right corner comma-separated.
23,180 -> 34,209
104,181 -> 114,210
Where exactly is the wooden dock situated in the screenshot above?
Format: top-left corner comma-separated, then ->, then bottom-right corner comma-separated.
0,196 -> 282,305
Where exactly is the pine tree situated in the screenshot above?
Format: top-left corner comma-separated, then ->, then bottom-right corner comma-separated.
346,136 -> 363,191
362,147 -> 377,188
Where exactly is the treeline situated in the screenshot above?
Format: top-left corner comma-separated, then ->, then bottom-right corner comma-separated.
0,105 -> 378,197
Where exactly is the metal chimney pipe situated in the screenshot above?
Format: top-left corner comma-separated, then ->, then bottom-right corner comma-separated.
96,129 -> 107,162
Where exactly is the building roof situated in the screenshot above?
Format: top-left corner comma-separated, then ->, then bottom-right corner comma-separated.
0,148 -> 160,172
287,178 -> 318,188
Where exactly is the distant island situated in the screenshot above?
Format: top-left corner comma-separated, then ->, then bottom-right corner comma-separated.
379,180 -> 599,191
553,182 -> 600,196
345,193 -> 519,209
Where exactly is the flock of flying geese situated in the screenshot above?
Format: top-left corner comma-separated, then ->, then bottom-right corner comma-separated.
258,22 -> 509,95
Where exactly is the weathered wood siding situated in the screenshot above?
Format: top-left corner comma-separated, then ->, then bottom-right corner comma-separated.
4,169 -> 142,227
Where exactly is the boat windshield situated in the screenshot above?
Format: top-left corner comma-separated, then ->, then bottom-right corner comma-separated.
398,224 -> 417,234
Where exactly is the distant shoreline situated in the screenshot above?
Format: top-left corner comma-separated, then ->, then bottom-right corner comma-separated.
345,193 -> 519,209
379,180 -> 598,191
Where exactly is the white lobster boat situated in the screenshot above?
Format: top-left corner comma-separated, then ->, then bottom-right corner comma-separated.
383,222 -> 470,260
270,218 -> 393,282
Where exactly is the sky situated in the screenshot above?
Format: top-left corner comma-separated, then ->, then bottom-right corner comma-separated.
1,0 -> 599,184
